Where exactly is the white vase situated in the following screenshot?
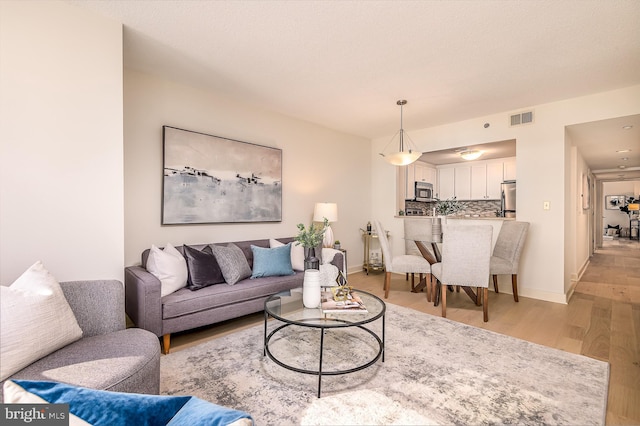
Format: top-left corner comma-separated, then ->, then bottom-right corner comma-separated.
303,270 -> 321,308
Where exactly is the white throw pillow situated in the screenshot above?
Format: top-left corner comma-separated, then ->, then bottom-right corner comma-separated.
270,239 -> 305,271
0,261 -> 83,381
147,243 -> 188,297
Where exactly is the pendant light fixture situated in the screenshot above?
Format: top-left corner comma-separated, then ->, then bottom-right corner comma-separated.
459,150 -> 483,161
379,100 -> 422,166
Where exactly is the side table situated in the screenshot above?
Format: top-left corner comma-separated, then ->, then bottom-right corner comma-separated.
361,230 -> 388,274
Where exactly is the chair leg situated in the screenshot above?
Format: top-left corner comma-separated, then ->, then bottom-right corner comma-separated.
411,273 -> 415,290
483,288 -> 489,322
384,272 -> 391,299
426,274 -> 432,302
162,334 -> 171,355
492,275 -> 499,293
441,283 -> 447,318
476,287 -> 481,306
512,274 -> 519,302
406,273 -> 409,281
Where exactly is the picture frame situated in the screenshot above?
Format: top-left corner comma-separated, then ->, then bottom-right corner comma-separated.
582,173 -> 590,210
162,126 -> 282,224
604,195 -> 625,210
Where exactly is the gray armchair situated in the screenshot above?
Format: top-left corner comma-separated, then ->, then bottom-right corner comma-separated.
490,221 -> 529,302
1,280 -> 160,399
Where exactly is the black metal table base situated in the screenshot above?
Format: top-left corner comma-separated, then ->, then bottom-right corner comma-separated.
263,315 -> 385,398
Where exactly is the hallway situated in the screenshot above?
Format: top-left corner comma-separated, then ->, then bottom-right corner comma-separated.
574,238 -> 640,424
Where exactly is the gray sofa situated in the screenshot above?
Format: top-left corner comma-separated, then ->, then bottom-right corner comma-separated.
124,238 -> 344,354
1,280 -> 161,399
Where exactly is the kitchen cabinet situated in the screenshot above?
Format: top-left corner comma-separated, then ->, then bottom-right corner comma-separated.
471,161 -> 503,200
455,166 -> 471,200
438,167 -> 455,200
439,159 -> 505,201
486,161 -> 503,199
503,158 -> 517,181
471,164 -> 487,200
415,162 -> 437,185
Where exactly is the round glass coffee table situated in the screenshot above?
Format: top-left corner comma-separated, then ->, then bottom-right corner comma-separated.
263,288 -> 385,398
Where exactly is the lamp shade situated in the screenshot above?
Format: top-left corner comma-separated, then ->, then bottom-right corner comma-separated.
384,151 -> 422,166
313,203 -> 338,222
628,203 -> 639,211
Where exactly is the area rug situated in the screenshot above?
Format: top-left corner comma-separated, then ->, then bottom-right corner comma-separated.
160,303 -> 609,425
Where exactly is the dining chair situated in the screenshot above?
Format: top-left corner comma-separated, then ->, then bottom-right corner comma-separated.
430,224 -> 493,322
403,218 -> 432,290
373,220 -> 431,299
490,221 -> 529,302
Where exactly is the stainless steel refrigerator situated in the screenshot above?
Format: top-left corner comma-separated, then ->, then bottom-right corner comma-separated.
501,181 -> 516,218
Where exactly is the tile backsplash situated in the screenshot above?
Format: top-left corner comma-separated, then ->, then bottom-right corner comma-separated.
405,200 -> 502,217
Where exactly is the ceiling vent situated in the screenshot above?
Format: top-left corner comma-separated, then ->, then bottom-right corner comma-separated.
509,110 -> 534,127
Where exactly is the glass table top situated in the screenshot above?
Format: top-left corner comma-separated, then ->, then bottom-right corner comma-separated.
264,287 -> 385,327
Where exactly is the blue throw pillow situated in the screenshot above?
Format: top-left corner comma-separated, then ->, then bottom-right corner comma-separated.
3,380 -> 253,426
250,244 -> 295,278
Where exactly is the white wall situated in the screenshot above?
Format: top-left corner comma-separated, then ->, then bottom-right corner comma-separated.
124,70 -> 370,271
0,1 -> 124,284
371,85 -> 640,303
568,138 -> 591,294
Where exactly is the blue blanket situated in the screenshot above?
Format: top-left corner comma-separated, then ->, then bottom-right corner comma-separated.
5,380 -> 253,426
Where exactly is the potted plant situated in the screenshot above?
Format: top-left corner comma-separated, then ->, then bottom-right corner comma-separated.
435,197 -> 461,216
294,218 -> 328,270
333,240 -> 341,250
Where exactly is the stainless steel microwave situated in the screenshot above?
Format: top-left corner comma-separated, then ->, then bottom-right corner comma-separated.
415,182 -> 434,202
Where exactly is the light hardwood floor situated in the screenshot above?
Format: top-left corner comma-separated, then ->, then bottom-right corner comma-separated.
170,238 -> 640,425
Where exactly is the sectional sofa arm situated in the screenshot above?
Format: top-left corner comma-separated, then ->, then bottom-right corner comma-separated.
124,266 -> 163,337
59,280 -> 126,337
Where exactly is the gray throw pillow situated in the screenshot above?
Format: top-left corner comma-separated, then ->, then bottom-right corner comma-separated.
210,243 -> 252,285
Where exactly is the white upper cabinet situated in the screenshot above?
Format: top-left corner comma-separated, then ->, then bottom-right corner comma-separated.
455,166 -> 471,200
486,161 -> 504,199
438,167 -> 455,200
470,164 -> 487,200
414,162 -> 437,185
437,158 -> 512,201
503,158 -> 517,181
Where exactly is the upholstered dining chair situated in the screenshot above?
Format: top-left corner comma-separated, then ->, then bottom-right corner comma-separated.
404,218 -> 437,299
373,220 -> 431,299
490,221 -> 529,302
431,224 -> 493,322
403,218 -> 431,291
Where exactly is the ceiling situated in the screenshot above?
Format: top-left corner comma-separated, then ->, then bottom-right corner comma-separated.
70,0 -> 640,181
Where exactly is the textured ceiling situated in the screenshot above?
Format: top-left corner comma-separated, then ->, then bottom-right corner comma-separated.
70,0 -> 640,180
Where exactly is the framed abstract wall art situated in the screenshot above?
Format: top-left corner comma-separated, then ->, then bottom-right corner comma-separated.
162,126 -> 282,224
604,195 -> 625,210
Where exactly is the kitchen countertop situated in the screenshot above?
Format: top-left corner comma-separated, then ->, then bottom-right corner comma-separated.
396,215 -> 515,221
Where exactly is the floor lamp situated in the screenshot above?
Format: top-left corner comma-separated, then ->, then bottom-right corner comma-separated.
313,203 -> 338,248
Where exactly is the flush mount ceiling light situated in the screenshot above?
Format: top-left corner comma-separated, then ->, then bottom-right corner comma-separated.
622,125 -> 633,130
616,149 -> 632,153
379,100 -> 422,166
459,150 -> 483,161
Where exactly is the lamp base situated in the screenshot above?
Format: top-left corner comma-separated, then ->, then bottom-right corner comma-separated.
323,225 -> 334,248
